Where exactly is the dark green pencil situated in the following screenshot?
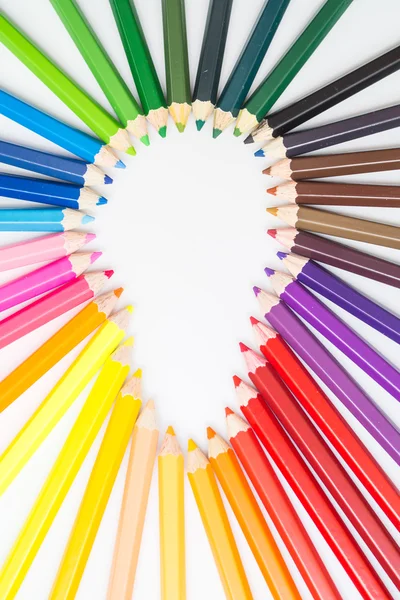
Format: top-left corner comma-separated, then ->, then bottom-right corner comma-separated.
213,0 -> 291,138
234,0 -> 354,137
109,0 -> 169,138
162,0 -> 191,132
192,0 -> 234,131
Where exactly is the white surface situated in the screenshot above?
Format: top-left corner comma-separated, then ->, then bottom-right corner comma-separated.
0,0 -> 400,598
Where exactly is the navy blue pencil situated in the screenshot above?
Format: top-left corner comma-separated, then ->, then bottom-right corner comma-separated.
0,173 -> 107,210
0,140 -> 113,186
0,208 -> 93,231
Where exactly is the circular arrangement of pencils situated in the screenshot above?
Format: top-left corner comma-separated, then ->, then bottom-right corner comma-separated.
0,1 -> 399,599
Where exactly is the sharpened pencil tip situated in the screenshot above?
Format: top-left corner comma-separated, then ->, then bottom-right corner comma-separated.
133,368 -> 142,378
104,175 -> 113,184
166,425 -> 175,435
141,135 -> 150,146
225,407 -> 234,416
126,146 -> 136,156
212,128 -> 222,139
196,120 -> 205,131
267,228 -> 277,239
239,342 -> 250,353
114,287 -> 123,297
158,126 -> 167,138
115,160 -> 126,169
188,439 -> 197,451
232,375 -> 242,387
277,251 -> 288,260
253,286 -> 261,296
233,127 -> 241,137
176,123 -> 186,133
254,149 -> 264,158
207,427 -> 216,440
264,267 -> 275,277
263,167 -> 272,176
82,215 -> 95,224
91,251 -> 102,263
267,207 -> 279,217
244,135 -> 254,145
126,305 -> 134,313
85,233 -> 96,243
104,269 -> 114,278
250,316 -> 260,326
97,196 -> 108,206
268,186 -> 278,196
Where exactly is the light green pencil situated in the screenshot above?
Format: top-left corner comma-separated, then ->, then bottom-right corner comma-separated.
0,13 -> 135,155
49,0 -> 149,146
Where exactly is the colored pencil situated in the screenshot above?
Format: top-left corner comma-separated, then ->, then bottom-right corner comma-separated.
247,45 -> 400,144
158,427 -> 186,600
238,353 -> 400,592
226,409 -> 340,600
250,316 -> 400,530
259,103 -> 400,158
208,428 -> 301,600
0,230 -> 93,272
269,180 -> 400,208
162,0 -> 191,132
0,343 -> 132,600
0,90 -> 123,169
50,352 -> 140,600
0,286 -> 120,409
0,140 -> 112,186
234,0 -> 354,136
0,173 -> 107,210
0,251 -> 100,314
0,207 -> 93,232
187,439 -> 253,600
269,227 -> 400,289
268,204 -> 400,250
253,287 -> 400,464
50,0 -> 148,146
0,306 -> 132,494
192,0 -> 234,131
0,15 -> 135,155
279,252 -> 400,346
213,0 -> 291,137
109,0 -> 168,137
264,147 -> 400,180
265,270 -> 400,401
0,270 -> 112,352
107,399 -> 158,600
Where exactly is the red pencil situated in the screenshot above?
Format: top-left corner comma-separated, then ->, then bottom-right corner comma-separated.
235,365 -> 399,594
250,317 -> 400,530
226,408 -> 341,600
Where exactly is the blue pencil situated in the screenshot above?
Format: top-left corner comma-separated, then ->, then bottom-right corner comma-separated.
0,140 -> 113,186
0,207 -> 94,232
0,90 -> 125,169
0,173 -> 107,210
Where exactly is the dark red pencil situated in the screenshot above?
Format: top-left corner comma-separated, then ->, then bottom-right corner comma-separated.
250,316 -> 400,530
226,408 -> 341,600
235,367 -> 399,594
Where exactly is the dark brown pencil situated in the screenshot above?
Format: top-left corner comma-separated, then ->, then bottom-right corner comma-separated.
263,148 -> 400,180
268,227 -> 400,288
269,181 -> 400,207
268,204 -> 400,250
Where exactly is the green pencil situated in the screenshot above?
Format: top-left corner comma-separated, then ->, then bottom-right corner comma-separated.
0,14 -> 135,155
234,0 -> 354,137
49,0 -> 148,146
109,0 -> 169,138
162,0 -> 191,132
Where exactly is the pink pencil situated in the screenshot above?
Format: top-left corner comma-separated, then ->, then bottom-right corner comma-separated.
0,251 -> 101,313
0,231 -> 95,272
0,270 -> 112,349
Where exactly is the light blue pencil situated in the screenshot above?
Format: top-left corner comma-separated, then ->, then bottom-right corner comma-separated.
0,90 -> 124,169
0,208 -> 94,231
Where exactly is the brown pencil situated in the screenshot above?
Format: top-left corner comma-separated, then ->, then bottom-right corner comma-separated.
269,181 -> 400,207
263,148 -> 400,180
267,205 -> 400,250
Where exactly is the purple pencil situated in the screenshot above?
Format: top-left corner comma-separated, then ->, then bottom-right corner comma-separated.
264,268 -> 400,403
278,252 -> 400,346
253,287 -> 400,465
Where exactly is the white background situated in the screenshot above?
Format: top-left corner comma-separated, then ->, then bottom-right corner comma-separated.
0,0 -> 400,598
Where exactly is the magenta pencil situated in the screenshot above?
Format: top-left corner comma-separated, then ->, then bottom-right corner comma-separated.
0,270 -> 111,350
0,251 -> 101,313
253,287 -> 400,465
265,269 -> 400,402
0,231 -> 94,272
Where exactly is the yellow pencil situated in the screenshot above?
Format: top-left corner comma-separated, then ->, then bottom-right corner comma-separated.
0,341 -> 133,600
107,399 -> 159,600
49,361 -> 141,600
158,426 -> 186,600
0,306 -> 132,496
187,440 -> 253,600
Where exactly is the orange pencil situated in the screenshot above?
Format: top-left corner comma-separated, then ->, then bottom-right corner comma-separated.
0,288 -> 123,412
208,428 -> 301,600
187,440 -> 253,600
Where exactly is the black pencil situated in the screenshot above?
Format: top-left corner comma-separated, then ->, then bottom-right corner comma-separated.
257,103 -> 400,159
247,44 -> 400,144
192,0 -> 234,131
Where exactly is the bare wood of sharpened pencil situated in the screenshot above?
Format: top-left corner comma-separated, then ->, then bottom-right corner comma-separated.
268,205 -> 400,250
